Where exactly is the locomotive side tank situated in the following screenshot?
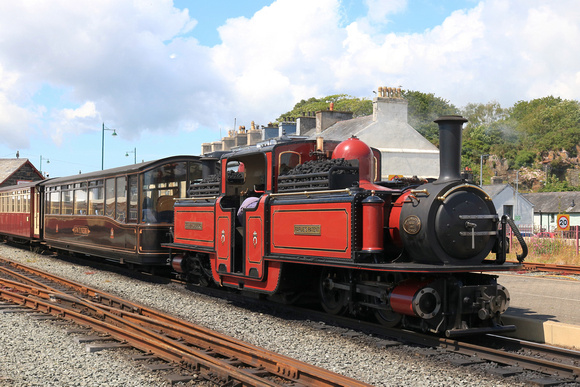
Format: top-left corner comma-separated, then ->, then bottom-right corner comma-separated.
167,115 -> 526,337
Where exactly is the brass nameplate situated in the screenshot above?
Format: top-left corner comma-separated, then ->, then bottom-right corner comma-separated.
403,215 -> 421,235
72,225 -> 91,236
184,221 -> 203,231
294,224 -> 321,236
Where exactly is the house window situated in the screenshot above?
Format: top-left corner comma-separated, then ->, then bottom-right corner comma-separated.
503,205 -> 513,219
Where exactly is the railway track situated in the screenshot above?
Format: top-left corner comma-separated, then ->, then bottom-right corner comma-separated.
0,256 -> 371,387
3,251 -> 580,385
302,308 -> 580,384
518,261 -> 580,276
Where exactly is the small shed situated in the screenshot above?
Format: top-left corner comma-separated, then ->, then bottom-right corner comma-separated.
482,184 -> 534,227
0,159 -> 45,188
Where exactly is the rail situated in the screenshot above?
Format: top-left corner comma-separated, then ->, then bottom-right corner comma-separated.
0,256 -> 371,387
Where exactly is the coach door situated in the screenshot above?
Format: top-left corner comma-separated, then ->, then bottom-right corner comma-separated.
33,187 -> 41,238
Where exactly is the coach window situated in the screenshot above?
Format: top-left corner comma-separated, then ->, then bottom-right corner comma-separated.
14,192 -> 20,213
49,189 -> 61,214
88,180 -> 104,215
62,186 -> 73,215
141,161 -> 188,223
128,175 -> 138,223
116,176 -> 127,222
105,178 -> 115,218
24,190 -> 30,213
74,183 -> 87,215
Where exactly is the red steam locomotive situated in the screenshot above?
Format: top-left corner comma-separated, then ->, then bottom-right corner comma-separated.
165,116 -> 527,337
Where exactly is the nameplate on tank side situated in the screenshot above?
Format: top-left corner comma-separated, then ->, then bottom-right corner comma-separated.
184,221 -> 203,231
72,225 -> 91,236
294,224 -> 321,236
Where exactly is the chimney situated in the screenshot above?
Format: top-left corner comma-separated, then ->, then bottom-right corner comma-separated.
372,85 -> 407,123
433,115 -> 467,184
315,110 -> 353,133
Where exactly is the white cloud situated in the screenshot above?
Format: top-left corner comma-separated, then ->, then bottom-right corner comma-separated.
48,102 -> 99,145
365,0 -> 407,23
0,0 -> 579,155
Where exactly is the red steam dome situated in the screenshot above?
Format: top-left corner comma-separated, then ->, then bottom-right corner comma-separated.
332,136 -> 374,186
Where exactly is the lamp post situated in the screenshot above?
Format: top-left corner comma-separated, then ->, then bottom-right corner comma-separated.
480,154 -> 490,186
39,155 -> 49,176
125,148 -> 136,164
102,123 -> 117,170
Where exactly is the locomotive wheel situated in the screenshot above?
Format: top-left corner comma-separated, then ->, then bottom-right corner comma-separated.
372,273 -> 403,328
374,307 -> 403,328
319,269 -> 348,315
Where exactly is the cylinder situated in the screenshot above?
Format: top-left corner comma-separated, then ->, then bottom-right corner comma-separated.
171,254 -> 185,273
362,193 -> 384,252
434,115 -> 468,183
390,279 -> 442,319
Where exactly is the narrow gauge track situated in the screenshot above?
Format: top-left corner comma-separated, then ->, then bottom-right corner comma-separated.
517,262 -> 580,276
0,256 -> 371,387
276,301 -> 580,384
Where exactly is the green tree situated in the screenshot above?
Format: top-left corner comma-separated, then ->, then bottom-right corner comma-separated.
540,174 -> 579,192
508,96 -> 580,158
277,94 -> 372,121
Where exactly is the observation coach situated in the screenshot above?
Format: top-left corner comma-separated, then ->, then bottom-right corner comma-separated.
166,116 -> 528,337
41,156 -> 202,266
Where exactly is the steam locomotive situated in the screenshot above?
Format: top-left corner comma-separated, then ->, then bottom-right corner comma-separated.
165,116 -> 528,337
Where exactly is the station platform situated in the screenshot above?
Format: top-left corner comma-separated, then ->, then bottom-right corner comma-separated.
495,273 -> 580,349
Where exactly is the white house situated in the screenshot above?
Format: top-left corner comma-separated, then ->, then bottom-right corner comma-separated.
307,89 -> 440,180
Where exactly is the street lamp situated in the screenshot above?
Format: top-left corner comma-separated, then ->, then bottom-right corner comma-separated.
480,154 -> 490,186
40,155 -> 49,176
101,123 -> 117,170
125,148 -> 136,164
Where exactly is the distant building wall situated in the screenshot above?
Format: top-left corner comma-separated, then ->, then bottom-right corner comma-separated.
0,162 -> 44,187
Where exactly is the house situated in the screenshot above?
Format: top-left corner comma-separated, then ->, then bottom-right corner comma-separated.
521,191 -> 580,232
0,158 -> 45,188
482,184 -> 534,227
201,86 -> 441,180
304,87 -> 440,179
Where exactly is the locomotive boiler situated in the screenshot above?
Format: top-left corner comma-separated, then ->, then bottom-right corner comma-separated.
166,115 -> 526,337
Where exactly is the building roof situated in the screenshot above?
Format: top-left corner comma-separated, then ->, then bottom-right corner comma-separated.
0,158 -> 32,185
311,98 -> 438,152
521,191 -> 580,213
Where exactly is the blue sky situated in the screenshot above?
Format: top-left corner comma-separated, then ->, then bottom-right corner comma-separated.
0,0 -> 578,178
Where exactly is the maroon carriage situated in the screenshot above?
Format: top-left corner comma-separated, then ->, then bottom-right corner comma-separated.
42,156 -> 202,266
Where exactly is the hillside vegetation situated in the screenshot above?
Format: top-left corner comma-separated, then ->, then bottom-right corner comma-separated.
277,92 -> 580,192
